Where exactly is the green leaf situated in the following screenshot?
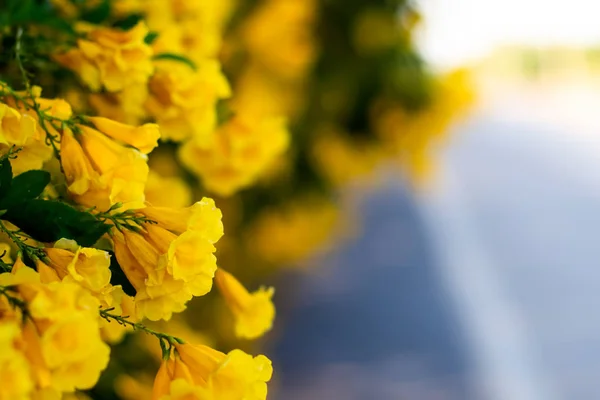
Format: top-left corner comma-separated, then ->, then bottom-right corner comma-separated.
0,158 -> 13,201
144,31 -> 159,45
6,0 -> 34,24
113,14 -> 144,30
0,170 -> 50,210
3,200 -> 112,247
153,53 -> 197,71
80,0 -> 111,24
108,252 -> 137,296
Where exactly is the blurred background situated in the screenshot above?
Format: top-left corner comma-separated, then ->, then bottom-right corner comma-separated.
266,0 -> 600,399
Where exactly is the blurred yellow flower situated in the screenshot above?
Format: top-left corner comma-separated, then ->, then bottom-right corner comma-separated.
215,268 -> 275,340
373,69 -> 475,183
0,322 -> 34,400
179,113 -> 289,196
89,83 -> 149,125
311,128 -> 384,186
145,171 -> 192,208
145,60 -> 231,141
55,22 -> 154,92
232,65 -> 308,121
242,0 -> 317,80
246,198 -> 339,265
142,0 -> 234,62
115,374 -> 154,400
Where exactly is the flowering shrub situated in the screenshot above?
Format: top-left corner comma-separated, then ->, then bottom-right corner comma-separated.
0,0 -> 472,398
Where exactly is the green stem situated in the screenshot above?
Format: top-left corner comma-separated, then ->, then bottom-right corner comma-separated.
99,308 -> 184,359
0,219 -> 46,262
94,204 -> 156,233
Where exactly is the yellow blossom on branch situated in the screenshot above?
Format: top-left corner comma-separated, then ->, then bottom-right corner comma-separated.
215,268 -> 275,340
112,198 -> 224,321
61,125 -> 149,211
152,343 -> 272,400
55,22 -> 154,92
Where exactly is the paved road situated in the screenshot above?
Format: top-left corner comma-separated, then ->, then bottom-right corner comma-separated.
270,85 -> 600,400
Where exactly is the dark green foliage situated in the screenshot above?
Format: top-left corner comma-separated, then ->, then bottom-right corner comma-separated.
80,0 -> 111,24
0,158 -> 13,197
0,159 -> 111,246
0,0 -> 75,34
2,199 -> 112,246
114,13 -> 144,30
0,170 -> 50,209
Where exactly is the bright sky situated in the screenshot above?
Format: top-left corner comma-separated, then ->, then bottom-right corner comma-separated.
418,0 -> 600,68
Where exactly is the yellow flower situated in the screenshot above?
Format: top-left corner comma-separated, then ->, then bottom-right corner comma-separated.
163,228 -> 217,284
115,374 -> 154,400
0,99 -> 53,174
373,69 -> 475,184
311,127 -> 384,186
177,344 -> 272,400
145,171 -> 192,208
246,198 -> 339,265
231,65 -> 306,120
179,113 -> 289,196
0,267 -> 110,393
60,128 -> 98,196
215,268 -> 275,339
0,102 -> 37,146
42,239 -> 133,343
62,392 -> 93,400
0,322 -> 34,400
152,358 -> 210,400
45,240 -> 111,292
112,0 -> 145,16
55,22 -> 154,92
89,83 -> 149,125
139,197 -> 223,240
112,199 -> 223,321
49,0 -> 78,17
145,60 -> 231,141
87,116 -> 159,154
31,387 -> 63,400
0,242 -> 13,264
152,344 -> 272,400
62,125 -> 149,210
242,0 -> 317,80
142,0 -> 234,62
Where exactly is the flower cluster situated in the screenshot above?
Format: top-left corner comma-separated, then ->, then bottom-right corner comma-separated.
112,198 -> 223,321
0,264 -> 110,397
153,343 -> 272,400
0,0 -> 472,397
